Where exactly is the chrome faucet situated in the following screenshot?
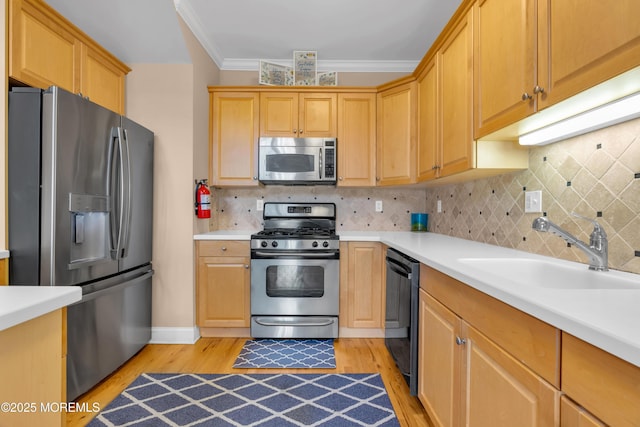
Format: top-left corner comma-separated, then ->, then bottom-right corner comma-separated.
532,213 -> 608,271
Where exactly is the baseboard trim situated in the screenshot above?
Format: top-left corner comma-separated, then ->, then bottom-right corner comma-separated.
150,326 -> 201,344
338,328 -> 385,338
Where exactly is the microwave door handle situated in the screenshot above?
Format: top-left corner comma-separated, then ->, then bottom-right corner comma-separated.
319,148 -> 323,179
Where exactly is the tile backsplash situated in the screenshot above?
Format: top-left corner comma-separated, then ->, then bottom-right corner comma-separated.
210,117 -> 640,275
426,117 -> 640,274
211,187 -> 427,232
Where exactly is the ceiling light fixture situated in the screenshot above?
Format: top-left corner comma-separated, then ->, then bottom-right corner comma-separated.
518,91 -> 640,146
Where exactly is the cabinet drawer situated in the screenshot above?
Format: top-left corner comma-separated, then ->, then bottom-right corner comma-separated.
562,333 -> 640,427
197,241 -> 249,257
420,265 -> 560,387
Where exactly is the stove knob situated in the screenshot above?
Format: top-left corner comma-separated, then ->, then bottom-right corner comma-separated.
312,241 -> 319,248
271,241 -> 278,248
261,241 -> 268,248
323,241 -> 330,248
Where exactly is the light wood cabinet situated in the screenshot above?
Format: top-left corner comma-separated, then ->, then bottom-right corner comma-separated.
339,242 -> 384,329
0,309 -> 66,427
474,0 -> 640,138
376,79 -> 417,186
9,0 -> 130,114
561,332 -> 640,427
337,93 -> 377,186
260,92 -> 337,137
560,397 -> 605,427
79,42 -> 127,114
537,0 -> 640,110
196,241 -> 251,328
419,265 -> 561,427
417,9 -> 474,182
209,90 -> 260,186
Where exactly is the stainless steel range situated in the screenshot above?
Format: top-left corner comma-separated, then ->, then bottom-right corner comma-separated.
250,202 -> 339,338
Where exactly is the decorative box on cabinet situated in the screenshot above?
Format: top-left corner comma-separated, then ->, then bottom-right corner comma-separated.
9,0 -> 130,114
196,241 -> 251,334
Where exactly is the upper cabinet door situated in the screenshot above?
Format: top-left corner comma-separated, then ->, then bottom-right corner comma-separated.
337,93 -> 376,186
376,81 -> 417,186
298,93 -> 337,137
260,92 -> 298,137
211,92 -> 260,186
473,0 -> 536,138
259,92 -> 337,137
537,0 -> 640,109
439,9 -> 474,178
9,0 -> 79,93
80,44 -> 127,114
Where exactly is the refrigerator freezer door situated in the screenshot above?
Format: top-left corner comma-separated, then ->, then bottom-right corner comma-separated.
41,87 -> 121,286
118,117 -> 154,271
66,266 -> 153,400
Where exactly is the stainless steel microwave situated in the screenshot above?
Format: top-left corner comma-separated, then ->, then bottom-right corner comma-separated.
258,137 -> 337,185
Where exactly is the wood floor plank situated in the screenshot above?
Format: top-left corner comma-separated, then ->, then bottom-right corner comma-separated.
66,338 -> 433,427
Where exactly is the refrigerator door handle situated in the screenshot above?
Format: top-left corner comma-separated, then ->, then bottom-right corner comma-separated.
79,269 -> 154,302
108,127 -> 119,259
110,126 -> 132,260
119,127 -> 132,259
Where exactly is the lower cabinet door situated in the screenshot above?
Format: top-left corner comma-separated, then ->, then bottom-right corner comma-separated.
464,324 -> 560,427
197,256 -> 250,327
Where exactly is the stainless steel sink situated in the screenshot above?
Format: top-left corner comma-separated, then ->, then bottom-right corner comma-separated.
458,258 -> 640,290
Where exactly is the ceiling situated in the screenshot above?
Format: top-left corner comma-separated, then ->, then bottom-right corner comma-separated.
45,0 -> 463,73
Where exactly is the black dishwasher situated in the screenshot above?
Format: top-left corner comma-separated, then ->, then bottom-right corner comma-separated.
385,247 -> 420,396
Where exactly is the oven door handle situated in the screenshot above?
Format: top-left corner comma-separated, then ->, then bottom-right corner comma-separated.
251,250 -> 339,259
254,317 -> 336,327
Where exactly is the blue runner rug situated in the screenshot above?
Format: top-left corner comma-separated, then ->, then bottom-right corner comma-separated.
233,339 -> 336,369
88,373 -> 400,426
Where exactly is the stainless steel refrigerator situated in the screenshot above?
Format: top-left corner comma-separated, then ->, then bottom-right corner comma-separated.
8,86 -> 154,401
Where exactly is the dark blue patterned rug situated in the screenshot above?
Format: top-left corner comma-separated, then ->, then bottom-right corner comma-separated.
87,373 -> 400,426
233,339 -> 336,369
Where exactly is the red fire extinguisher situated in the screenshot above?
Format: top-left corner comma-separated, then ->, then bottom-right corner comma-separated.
195,179 -> 211,218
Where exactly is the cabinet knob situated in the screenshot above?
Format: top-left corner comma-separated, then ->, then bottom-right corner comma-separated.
253,176 -> 258,180
521,92 -> 532,101
299,129 -> 303,134
293,129 -> 297,134
339,176 -> 343,181
244,264 -> 249,269
221,247 -> 227,251
533,85 -> 545,94
455,336 -> 467,345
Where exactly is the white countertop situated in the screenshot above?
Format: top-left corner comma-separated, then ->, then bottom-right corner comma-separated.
196,230 -> 640,368
0,286 -> 82,331
0,250 -> 9,259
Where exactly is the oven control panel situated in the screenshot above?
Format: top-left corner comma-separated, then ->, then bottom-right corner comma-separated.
251,239 -> 340,251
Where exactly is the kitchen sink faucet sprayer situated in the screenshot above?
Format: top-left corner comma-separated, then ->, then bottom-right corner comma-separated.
532,213 -> 608,271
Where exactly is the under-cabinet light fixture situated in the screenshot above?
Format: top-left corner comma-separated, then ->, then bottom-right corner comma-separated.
519,91 -> 640,146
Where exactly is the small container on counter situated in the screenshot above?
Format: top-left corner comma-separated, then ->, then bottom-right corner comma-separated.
411,213 -> 428,232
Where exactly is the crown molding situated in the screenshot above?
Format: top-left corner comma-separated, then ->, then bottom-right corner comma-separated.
174,0 -> 225,67
220,58 -> 419,73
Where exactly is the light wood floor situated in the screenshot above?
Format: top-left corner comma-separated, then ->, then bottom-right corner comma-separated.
67,337 -> 433,427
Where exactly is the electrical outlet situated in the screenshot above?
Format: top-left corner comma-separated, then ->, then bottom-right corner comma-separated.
256,199 -> 264,211
525,190 -> 542,213
375,201 -> 383,212
437,200 -> 442,213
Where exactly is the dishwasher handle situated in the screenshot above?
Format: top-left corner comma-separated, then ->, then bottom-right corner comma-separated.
386,256 -> 412,279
